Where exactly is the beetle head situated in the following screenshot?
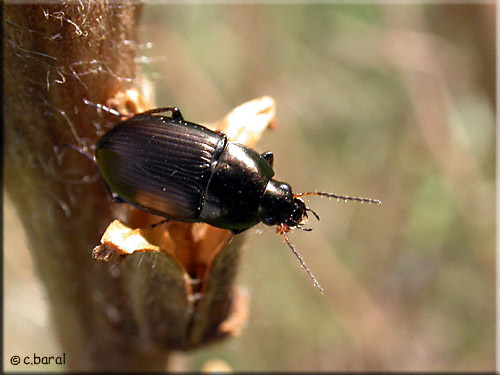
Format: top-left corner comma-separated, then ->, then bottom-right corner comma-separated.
258,180 -> 306,228
259,181 -> 381,293
258,180 -> 322,231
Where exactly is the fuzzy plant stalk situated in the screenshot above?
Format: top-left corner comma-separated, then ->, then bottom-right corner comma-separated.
5,2 -> 272,371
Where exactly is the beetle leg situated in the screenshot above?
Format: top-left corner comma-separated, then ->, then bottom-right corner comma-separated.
151,219 -> 169,228
230,228 -> 248,235
261,151 -> 274,167
83,98 -> 125,118
140,107 -> 184,120
54,143 -> 96,163
110,191 -> 126,203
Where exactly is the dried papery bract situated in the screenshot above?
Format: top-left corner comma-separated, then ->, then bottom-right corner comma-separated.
93,97 -> 275,349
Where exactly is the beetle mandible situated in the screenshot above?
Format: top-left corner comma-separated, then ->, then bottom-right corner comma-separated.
84,101 -> 381,292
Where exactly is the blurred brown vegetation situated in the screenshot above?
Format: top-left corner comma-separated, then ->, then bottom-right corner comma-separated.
5,3 -> 495,372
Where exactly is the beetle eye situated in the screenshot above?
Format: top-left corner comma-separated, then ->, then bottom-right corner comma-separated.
280,183 -> 291,193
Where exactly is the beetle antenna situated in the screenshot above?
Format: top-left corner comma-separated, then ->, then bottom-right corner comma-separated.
279,224 -> 324,293
296,191 -> 381,205
83,98 -> 125,118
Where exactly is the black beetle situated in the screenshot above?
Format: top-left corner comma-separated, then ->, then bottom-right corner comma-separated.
80,101 -> 381,292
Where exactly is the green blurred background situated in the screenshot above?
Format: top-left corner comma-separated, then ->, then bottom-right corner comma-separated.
5,3 -> 495,372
